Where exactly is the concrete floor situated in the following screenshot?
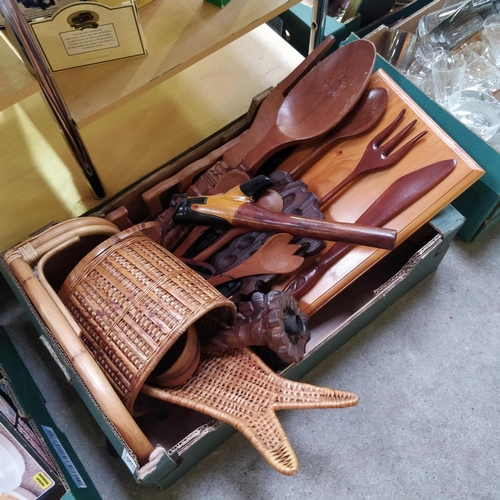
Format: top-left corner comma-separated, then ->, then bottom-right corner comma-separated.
1,223 -> 499,499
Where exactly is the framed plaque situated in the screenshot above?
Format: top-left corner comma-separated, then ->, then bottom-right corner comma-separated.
30,1 -> 147,72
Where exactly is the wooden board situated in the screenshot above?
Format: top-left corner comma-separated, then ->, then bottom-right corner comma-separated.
276,69 -> 484,316
0,25 -> 303,252
52,0 -> 301,128
0,33 -> 37,112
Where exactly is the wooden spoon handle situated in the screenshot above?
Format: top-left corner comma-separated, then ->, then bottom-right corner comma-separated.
283,243 -> 350,298
241,127 -> 289,177
173,225 -> 209,257
318,170 -> 358,207
233,204 -> 397,250
194,227 -> 248,261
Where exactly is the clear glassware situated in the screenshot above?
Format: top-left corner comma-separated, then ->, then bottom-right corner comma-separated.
406,60 -> 436,98
382,30 -> 419,73
414,45 -> 448,69
431,55 -> 466,107
418,1 -> 467,37
448,89 -> 500,139
483,13 -> 500,64
406,60 -> 431,91
457,41 -> 500,91
419,0 -> 500,53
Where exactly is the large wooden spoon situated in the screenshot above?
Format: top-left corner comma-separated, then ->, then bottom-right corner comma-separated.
208,233 -> 304,287
141,36 -> 336,219
280,87 -> 390,180
223,40 -> 377,176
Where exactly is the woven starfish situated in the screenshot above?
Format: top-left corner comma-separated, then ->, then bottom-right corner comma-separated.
142,348 -> 358,475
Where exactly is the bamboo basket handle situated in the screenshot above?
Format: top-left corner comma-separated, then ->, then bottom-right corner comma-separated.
7,256 -> 154,465
37,236 -> 96,338
4,218 -> 120,266
5,219 -> 155,464
29,217 -> 118,250
35,225 -> 120,261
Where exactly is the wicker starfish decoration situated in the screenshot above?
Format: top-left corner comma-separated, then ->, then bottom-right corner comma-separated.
141,347 -> 358,475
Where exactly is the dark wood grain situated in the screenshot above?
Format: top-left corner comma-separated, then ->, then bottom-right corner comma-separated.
231,203 -> 397,249
281,87 -> 389,180
284,160 -> 457,299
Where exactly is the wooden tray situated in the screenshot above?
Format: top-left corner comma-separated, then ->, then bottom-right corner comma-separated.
276,69 -> 484,316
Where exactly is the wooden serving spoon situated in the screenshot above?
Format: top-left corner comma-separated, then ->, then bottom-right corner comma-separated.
187,40 -> 377,198
280,87 -> 390,180
222,40 -> 378,176
141,36 -> 336,219
208,233 -> 304,287
221,36 -> 336,168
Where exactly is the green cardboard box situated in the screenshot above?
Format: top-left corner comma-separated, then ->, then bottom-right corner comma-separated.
0,58 -> 468,488
0,326 -> 101,500
0,202 -> 464,489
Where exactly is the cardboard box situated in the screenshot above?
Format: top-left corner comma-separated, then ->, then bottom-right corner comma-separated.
361,0 -> 500,241
0,206 -> 464,489
0,326 -> 100,500
0,87 -> 466,487
274,0 -> 433,57
355,0 -> 434,36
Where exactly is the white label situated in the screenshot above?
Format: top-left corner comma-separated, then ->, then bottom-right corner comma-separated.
60,24 -> 119,56
121,448 -> 137,473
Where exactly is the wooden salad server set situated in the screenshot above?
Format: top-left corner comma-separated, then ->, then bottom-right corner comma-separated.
280,86 -> 390,179
207,233 -> 304,287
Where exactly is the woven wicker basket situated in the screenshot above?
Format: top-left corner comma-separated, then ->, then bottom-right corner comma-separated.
58,223 -> 236,415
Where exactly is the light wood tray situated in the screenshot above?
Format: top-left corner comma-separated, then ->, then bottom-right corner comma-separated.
277,69 -> 484,316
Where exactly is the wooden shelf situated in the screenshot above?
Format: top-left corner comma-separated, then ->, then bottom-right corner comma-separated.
52,0 -> 300,128
0,32 -> 38,112
0,25 -> 303,251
